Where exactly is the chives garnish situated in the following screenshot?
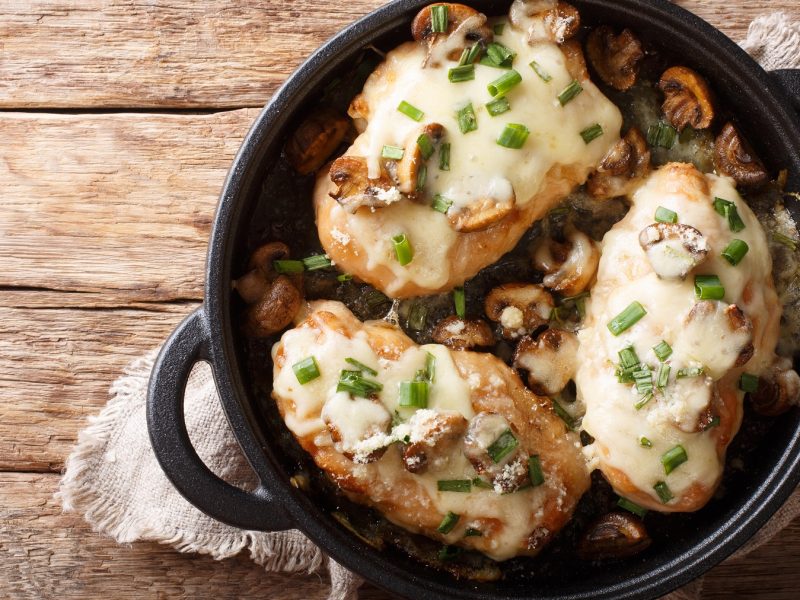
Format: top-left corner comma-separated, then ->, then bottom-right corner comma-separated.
345,357 -> 378,376
486,97 -> 511,116
487,69 -> 522,97
439,142 -> 451,171
694,274 -> 725,300
496,123 -> 529,149
647,121 -> 677,149
392,233 -> 413,266
417,163 -> 427,190
487,429 -> 519,463
713,197 -> 745,232
471,477 -> 493,489
432,194 -> 453,214
607,301 -> 647,336
336,369 -> 383,397
773,231 -> 798,251
702,415 -> 721,431
465,527 -> 483,537
273,259 -> 305,274
552,398 -> 575,429
617,497 -> 648,518
438,479 -> 472,492
424,352 -> 436,383
457,103 -> 478,134
417,133 -> 435,160
399,380 -> 429,408
616,346 -> 640,383
431,4 -> 448,33
302,254 -> 332,271
722,239 -> 749,266
448,64 -> 475,83
438,545 -> 461,561
580,124 -> 604,144
528,455 -> 545,487
397,100 -> 424,121
676,366 -> 705,379
364,288 -> 389,310
292,357 -> 320,385
381,145 -> 405,160
485,42 -> 516,68
558,80 -> 583,105
337,273 -> 353,282
656,363 -> 670,389
493,22 -> 505,35
640,436 -> 653,448
437,511 -> 460,534
655,206 -> 678,224
739,372 -> 759,393
633,365 -> 653,396
634,392 -> 653,410
653,340 -> 673,362
529,60 -> 552,82
454,286 -> 466,318
661,445 -> 688,475
654,481 -> 673,504
458,44 -> 482,66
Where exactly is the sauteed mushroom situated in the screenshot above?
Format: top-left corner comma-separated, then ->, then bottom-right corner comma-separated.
513,329 -> 579,396
638,223 -> 709,280
448,197 -> 516,233
657,66 -> 715,132
577,512 -> 651,560
587,128 -> 651,199
586,26 -> 644,91
533,228 -> 600,296
560,39 -> 589,81
412,3 -> 493,65
681,301 -> 754,375
400,410 -> 468,474
511,1 -> 580,44
432,316 -> 495,350
321,392 -> 392,463
713,122 -> 768,187
463,412 -> 530,493
284,107 -> 351,175
749,356 -> 800,416
542,2 -> 580,43
485,283 -> 555,339
329,156 -> 402,212
397,123 -> 445,195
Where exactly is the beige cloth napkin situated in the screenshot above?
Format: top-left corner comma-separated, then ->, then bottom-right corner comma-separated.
58,12 -> 800,600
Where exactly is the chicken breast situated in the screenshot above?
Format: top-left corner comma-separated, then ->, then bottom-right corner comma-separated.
576,163 -> 785,512
272,300 -> 589,560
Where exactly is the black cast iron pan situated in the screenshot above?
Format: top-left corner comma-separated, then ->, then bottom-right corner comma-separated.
147,1 -> 800,598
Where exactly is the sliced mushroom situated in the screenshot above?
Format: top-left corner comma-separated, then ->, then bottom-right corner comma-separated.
577,512 -> 651,560
447,196 -> 516,233
329,156 -> 402,212
587,128 -> 651,199
713,122 -> 768,187
411,3 -> 493,66
513,329 -> 579,396
284,107 -> 351,175
638,222 -> 709,280
484,283 -> 555,339
463,412 -> 530,493
750,356 -> 800,416
533,227 -> 600,296
399,410 -> 468,473
322,392 -> 393,463
560,39 -> 589,81
657,66 -> 715,132
586,26 -> 644,91
431,316 -> 495,350
397,123 -> 445,195
512,1 -> 580,44
542,2 -> 580,43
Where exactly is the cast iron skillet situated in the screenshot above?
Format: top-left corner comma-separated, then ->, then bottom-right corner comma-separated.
147,1 -> 800,598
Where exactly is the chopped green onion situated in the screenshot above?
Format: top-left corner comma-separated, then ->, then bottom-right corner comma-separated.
617,497 -> 648,518
457,103 -> 478,134
488,69 -> 522,97
479,55 -> 510,69
653,340 -> 673,362
417,133 -> 435,160
344,357 -> 378,376
656,363 -> 671,389
454,286 -> 466,318
392,233 -> 414,266
397,100 -> 424,122
773,231 -> 798,251
616,346 -> 640,383
471,477 -> 493,489
552,398 -> 575,429
694,274 -> 725,300
607,301 -> 647,336
465,527 -> 483,537
722,239 -> 749,266
438,545 -> 461,560
381,145 -> 405,160
424,352 -> 436,383
493,22 -> 505,35
557,80 -> 583,105
713,197 -> 745,232
448,64 -> 475,83
485,97 -> 511,116
439,142 -> 451,171
739,372 -> 759,393
529,60 -> 552,82
676,366 -> 705,379
487,429 -> 518,463
437,511 -> 460,534
485,42 -> 516,68
661,444 -> 688,475
431,4 -> 448,33
417,163 -> 427,190
458,43 -> 482,66
336,370 -> 383,397
654,481 -> 673,504
273,259 -> 305,274
437,479 -> 472,492
364,288 -> 389,310
337,273 -> 353,282
640,436 -> 653,448
655,206 -> 678,224
496,123 -> 529,149
528,455 -> 545,487
634,391 -> 653,410
399,380 -> 429,408
633,364 -> 653,396
407,301 -> 428,331
702,415 -> 721,431
432,194 -> 453,214
302,254 -> 332,271
580,124 -> 604,144
647,121 -> 678,149
292,357 -> 320,384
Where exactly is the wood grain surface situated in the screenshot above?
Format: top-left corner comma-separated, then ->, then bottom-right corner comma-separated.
1,1 -> 799,599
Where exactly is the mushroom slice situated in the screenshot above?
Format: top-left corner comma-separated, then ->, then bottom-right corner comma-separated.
638,223 -> 709,280
586,26 -> 644,91
577,512 -> 651,560
284,107 -> 351,175
321,392 -> 393,463
399,409 -> 468,474
243,275 -> 304,338
657,66 -> 715,132
411,3 -> 493,66
463,412 -> 530,493
713,122 -> 768,187
587,128 -> 651,199
447,196 -> 516,233
397,123 -> 445,196
749,356 -> 800,416
560,39 -> 589,81
329,156 -> 402,212
513,329 -> 579,396
233,241 -> 293,304
484,283 -> 555,339
542,2 -> 581,43
533,227 -> 600,296
431,316 -> 495,350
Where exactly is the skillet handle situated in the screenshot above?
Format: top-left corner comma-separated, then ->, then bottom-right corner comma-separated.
771,69 -> 800,113
147,307 -> 293,531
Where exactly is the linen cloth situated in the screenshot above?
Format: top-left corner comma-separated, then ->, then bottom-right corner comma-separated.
58,12 -> 800,600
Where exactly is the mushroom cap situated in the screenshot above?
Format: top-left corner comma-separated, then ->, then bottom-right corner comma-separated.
577,512 -> 651,560
586,26 -> 644,91
658,66 -> 715,131
284,107 -> 351,176
431,316 -> 495,350
713,122 -> 768,187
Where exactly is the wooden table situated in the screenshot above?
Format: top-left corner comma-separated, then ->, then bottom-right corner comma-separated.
2,1 -> 799,598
